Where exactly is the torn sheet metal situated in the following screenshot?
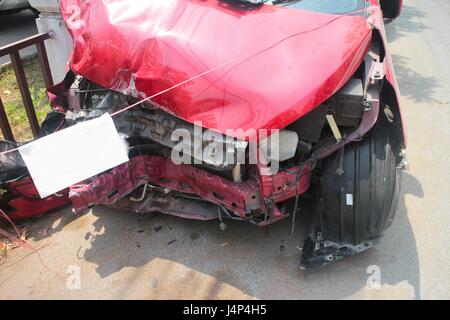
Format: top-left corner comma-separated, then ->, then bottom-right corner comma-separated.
19,114 -> 129,198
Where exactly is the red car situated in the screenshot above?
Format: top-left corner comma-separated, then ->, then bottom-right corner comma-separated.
1,0 -> 406,268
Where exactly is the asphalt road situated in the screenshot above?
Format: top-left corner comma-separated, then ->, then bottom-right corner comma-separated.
0,10 -> 38,66
0,0 -> 449,299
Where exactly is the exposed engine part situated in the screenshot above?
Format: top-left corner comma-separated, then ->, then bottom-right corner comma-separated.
114,108 -> 248,172
63,88 -> 248,173
327,78 -> 365,127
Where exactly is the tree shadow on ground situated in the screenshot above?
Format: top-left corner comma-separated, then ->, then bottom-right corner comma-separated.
384,5 -> 440,104
385,4 -> 428,43
74,171 -> 423,299
390,54 -> 440,104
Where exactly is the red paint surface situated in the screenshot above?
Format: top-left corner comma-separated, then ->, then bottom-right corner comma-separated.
368,1 -> 407,145
54,0 -> 405,222
60,0 -> 372,138
69,155 -> 311,218
2,178 -> 70,221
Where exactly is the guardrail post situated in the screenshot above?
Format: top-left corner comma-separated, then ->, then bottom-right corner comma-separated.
36,41 -> 54,88
10,51 -> 40,138
0,98 -> 15,142
0,32 -> 53,140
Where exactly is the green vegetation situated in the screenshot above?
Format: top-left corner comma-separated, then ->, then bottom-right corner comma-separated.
0,57 -> 51,142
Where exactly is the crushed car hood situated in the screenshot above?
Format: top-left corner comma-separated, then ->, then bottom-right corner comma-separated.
61,0 -> 372,136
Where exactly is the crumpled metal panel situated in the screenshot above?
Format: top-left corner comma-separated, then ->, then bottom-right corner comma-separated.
109,191 -> 222,221
69,155 -> 260,216
60,0 -> 372,138
1,177 -> 70,221
69,155 -> 312,219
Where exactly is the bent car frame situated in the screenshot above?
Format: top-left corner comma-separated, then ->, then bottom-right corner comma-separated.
1,0 -> 406,268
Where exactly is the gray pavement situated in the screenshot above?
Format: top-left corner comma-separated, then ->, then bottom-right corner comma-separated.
0,0 -> 449,299
0,10 -> 38,66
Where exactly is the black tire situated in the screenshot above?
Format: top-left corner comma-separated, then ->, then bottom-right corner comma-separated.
319,118 -> 402,248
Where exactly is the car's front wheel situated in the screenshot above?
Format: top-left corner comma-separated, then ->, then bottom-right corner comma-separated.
300,111 -> 402,268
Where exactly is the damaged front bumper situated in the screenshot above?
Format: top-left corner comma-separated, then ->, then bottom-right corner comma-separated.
69,154 -> 311,225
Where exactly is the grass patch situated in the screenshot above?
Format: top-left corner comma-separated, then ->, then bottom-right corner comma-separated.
0,57 -> 51,142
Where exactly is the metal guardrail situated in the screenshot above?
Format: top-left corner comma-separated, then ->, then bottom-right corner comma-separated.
0,32 -> 54,142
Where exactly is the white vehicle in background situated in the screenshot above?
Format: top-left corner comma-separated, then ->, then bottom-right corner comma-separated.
0,0 -> 38,14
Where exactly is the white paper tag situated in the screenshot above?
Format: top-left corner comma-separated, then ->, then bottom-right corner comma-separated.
19,114 -> 129,198
346,194 -> 354,206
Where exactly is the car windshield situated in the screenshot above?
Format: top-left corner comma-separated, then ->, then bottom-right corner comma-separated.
276,0 -> 367,15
